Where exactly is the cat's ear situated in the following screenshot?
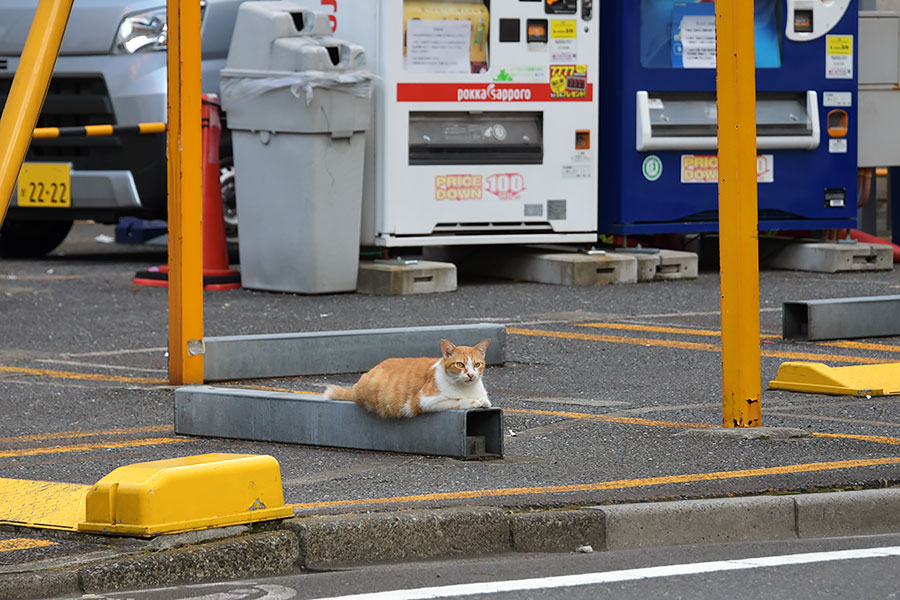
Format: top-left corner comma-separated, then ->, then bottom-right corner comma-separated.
440,339 -> 456,358
475,338 -> 491,356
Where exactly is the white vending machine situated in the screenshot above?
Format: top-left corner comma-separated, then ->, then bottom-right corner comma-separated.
292,0 -> 598,247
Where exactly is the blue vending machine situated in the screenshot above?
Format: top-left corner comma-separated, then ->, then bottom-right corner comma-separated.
599,0 -> 858,235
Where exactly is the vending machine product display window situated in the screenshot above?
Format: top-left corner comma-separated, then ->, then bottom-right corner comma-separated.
283,0 -> 599,247
599,0 -> 857,236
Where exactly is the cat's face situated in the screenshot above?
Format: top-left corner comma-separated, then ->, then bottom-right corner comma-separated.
440,338 -> 490,385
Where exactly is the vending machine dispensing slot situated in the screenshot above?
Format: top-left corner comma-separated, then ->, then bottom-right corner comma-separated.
636,91 -> 820,151
408,112 -> 544,165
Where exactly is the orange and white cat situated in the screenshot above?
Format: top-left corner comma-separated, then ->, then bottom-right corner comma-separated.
323,338 -> 491,418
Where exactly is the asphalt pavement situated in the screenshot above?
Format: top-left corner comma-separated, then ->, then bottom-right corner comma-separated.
2,222 -> 900,598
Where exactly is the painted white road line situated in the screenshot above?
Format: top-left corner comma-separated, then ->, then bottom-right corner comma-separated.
309,546 -> 900,600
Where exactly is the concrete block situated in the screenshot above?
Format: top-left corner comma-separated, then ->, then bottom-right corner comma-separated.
203,323 -> 506,380
509,510 -> 606,553
656,249 -> 699,280
794,488 -> 900,538
611,252 -> 660,283
357,260 -> 457,295
763,242 -> 892,273
478,249 -> 638,286
589,496 -> 797,550
284,507 -> 511,568
77,531 -> 299,594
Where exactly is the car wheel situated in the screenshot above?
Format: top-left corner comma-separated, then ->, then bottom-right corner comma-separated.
0,219 -> 74,258
220,156 -> 238,245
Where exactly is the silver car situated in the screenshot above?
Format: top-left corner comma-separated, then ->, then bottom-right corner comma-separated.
0,0 -> 252,257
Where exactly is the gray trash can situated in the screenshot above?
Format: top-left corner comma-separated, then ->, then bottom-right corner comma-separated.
221,2 -> 375,294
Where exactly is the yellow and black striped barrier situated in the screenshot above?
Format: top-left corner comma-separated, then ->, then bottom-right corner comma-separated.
32,122 -> 166,139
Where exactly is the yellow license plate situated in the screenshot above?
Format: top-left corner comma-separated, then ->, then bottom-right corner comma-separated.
17,163 -> 71,208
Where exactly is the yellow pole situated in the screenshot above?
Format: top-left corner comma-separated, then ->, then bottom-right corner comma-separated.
0,0 -> 74,227
167,0 -> 204,385
716,0 -> 762,427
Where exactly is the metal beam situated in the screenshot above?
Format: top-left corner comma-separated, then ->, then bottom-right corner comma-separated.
175,386 -> 504,459
716,0 -> 762,427
167,0 -> 204,385
203,323 -> 506,381
783,295 -> 900,341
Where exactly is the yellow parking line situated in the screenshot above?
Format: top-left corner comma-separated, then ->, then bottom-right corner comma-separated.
504,408 -> 713,430
289,456 -> 900,510
812,432 -> 900,445
821,341 -> 900,353
0,425 -> 172,445
580,322 -> 781,340
507,327 -> 890,365
0,538 -> 56,552
0,365 -> 166,385
582,322 -> 900,354
508,408 -> 900,446
0,437 -> 189,459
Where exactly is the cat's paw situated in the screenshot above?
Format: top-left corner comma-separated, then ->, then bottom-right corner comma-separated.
473,398 -> 492,409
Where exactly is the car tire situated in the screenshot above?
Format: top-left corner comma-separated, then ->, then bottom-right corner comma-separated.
0,219 -> 74,258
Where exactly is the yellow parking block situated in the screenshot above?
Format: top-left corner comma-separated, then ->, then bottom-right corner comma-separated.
78,453 -> 295,536
769,361 -> 900,396
1,453 -> 294,537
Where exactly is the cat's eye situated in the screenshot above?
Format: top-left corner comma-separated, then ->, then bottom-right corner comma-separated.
456,362 -> 465,368
474,362 -> 482,368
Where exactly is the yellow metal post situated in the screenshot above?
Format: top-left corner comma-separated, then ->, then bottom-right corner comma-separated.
167,0 -> 204,385
0,0 -> 74,227
716,0 -> 761,427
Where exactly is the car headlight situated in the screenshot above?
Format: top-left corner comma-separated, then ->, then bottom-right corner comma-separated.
114,7 -> 168,54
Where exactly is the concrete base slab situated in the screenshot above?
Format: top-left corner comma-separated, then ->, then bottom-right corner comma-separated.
203,323 -> 506,381
763,242 -> 892,273
474,249 -> 638,286
610,249 -> 698,282
357,260 -> 456,295
656,249 -> 699,280
680,426 -> 810,440
617,251 -> 659,282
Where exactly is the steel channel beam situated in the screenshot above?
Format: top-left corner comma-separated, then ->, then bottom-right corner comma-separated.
202,323 -> 506,381
175,386 -> 503,459
783,295 -> 900,341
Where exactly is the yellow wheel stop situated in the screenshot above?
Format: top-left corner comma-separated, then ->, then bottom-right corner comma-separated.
769,361 -> 900,396
77,453 -> 294,536
1,454 -> 293,536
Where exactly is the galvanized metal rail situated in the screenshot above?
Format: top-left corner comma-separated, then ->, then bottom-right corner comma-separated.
175,386 -> 504,459
783,295 -> 900,341
203,323 -> 506,381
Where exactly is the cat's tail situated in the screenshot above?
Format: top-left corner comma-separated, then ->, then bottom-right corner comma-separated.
323,385 -> 355,402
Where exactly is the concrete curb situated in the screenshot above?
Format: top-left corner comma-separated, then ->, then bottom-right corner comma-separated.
2,489 -> 899,599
